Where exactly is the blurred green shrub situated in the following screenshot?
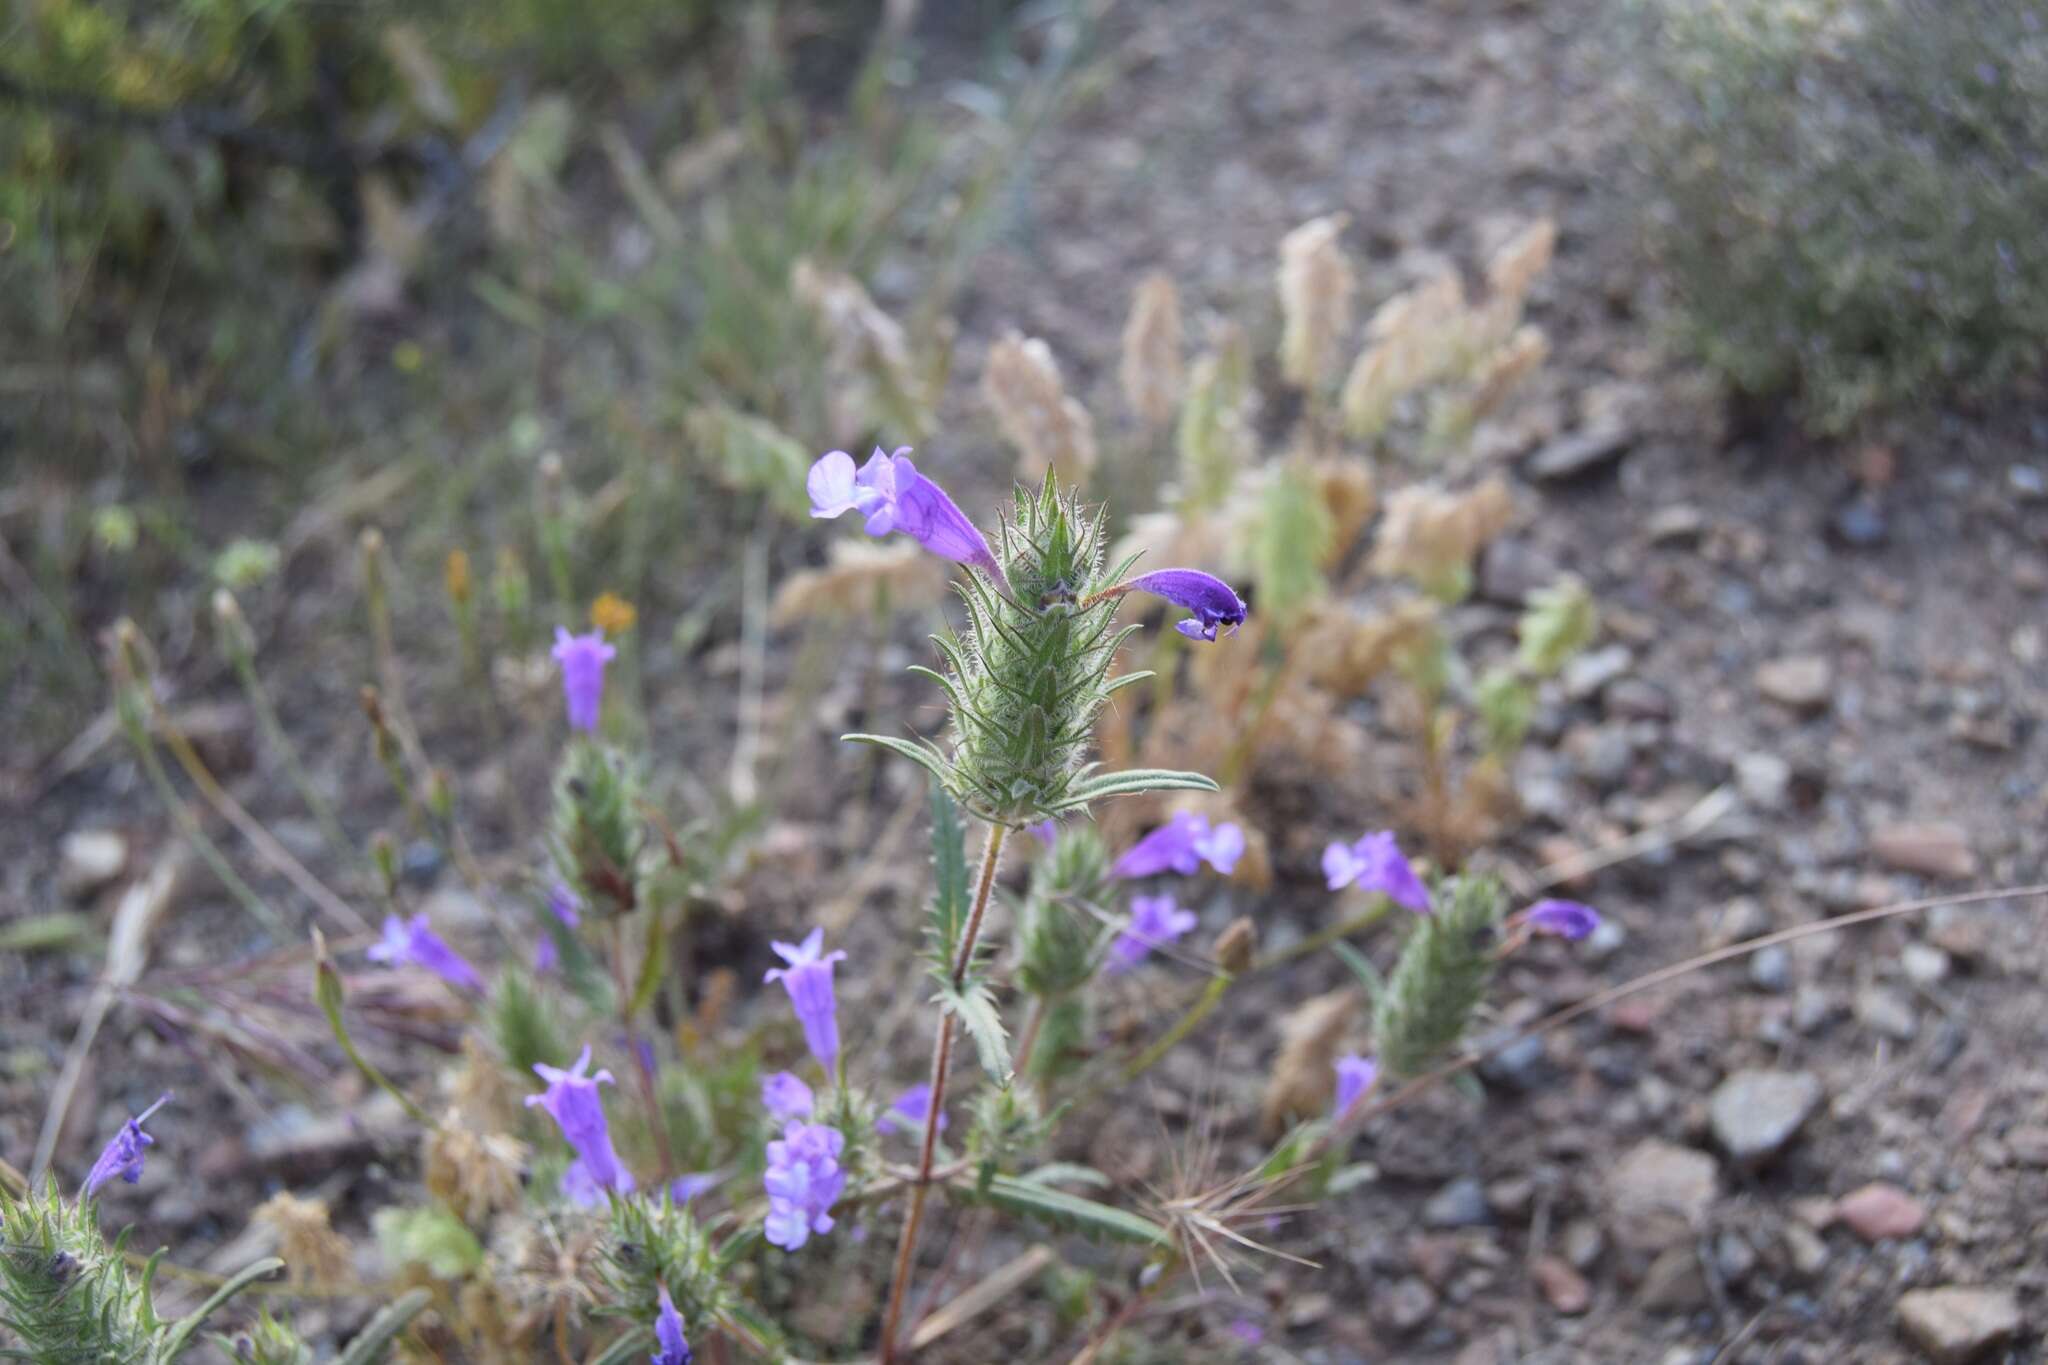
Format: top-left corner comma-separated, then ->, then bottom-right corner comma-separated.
1630,0 -> 2048,432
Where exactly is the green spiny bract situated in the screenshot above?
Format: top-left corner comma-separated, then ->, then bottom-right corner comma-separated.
550,741 -> 642,916
0,1181 -> 154,1364
964,1086 -> 1048,1187
602,1194 -> 781,1356
936,477 -> 1144,824
216,1310 -> 313,1365
1373,874 -> 1506,1079
1016,826 -> 1111,1000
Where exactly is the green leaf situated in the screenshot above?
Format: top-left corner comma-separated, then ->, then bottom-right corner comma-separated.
1057,767 -> 1219,807
1330,940 -> 1387,1010
333,1288 -> 432,1365
927,779 -> 969,963
842,733 -> 953,785
1016,1162 -> 1111,1190
0,912 -> 93,954
160,1257 -> 283,1360
976,1175 -> 1170,1247
372,1207 -> 482,1279
628,907 -> 669,1019
937,980 -> 1010,1080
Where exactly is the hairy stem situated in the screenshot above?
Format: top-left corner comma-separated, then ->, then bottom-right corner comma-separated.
879,821 -> 1006,1363
1122,972 -> 1229,1084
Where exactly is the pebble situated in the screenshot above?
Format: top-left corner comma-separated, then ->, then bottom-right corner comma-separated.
1604,677 -> 1672,720
1423,1177 -> 1494,1229
1485,1177 -> 1535,1220
1835,1182 -> 1926,1242
1871,822 -> 1977,879
1902,943 -> 1952,985
1567,724 -> 1634,789
1783,1222 -> 1830,1278
1532,1255 -> 1591,1314
1750,944 -> 1792,993
1793,986 -> 1836,1034
1564,645 -> 1634,701
2003,1125 -> 2048,1168
1713,1230 -> 1757,1284
1708,895 -> 1771,947
1583,917 -> 1627,962
1607,1139 -> 1718,1253
1896,1287 -> 2022,1364
1636,1246 -> 1709,1313
1477,1034 -> 1548,1092
1375,1276 -> 1439,1334
1755,656 -> 1833,712
1287,1292 -> 1334,1329
1709,1069 -> 1823,1166
1527,424 -> 1632,481
57,829 -> 128,900
1645,504 -> 1705,545
1733,752 -> 1793,812
1562,1218 -> 1605,1270
1856,986 -> 1919,1041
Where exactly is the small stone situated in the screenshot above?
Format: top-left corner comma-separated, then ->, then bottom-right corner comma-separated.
1636,1246 -> 1709,1313
1485,1177 -> 1535,1219
1856,986 -> 1919,1041
1836,1182 -> 1926,1242
1793,986 -> 1835,1034
1533,1255 -> 1591,1314
1287,1292 -> 1334,1329
1832,495 -> 1889,547
1478,1033 -> 1548,1093
1562,1218 -> 1605,1270
1783,1222 -> 1830,1278
1714,1230 -> 1757,1284
1608,1139 -> 1718,1253
1871,822 -> 1977,879
1750,944 -> 1792,993
1564,645 -> 1634,702
1902,943 -> 1952,985
1645,504 -> 1705,545
1605,677 -> 1672,721
1734,753 -> 1793,812
1567,724 -> 1633,789
1527,424 -> 1632,481
1756,656 -> 1833,712
1710,1069 -> 1823,1165
2004,1125 -> 2048,1168
1708,896 -> 1772,948
57,829 -> 128,900
1896,1287 -> 2022,1364
1423,1176 -> 1494,1229
1375,1276 -> 1439,1334
1583,916 -> 1627,962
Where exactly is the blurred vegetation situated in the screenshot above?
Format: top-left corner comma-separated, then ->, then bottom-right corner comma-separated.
1629,0 -> 2048,434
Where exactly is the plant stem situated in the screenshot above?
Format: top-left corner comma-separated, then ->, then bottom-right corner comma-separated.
879,821 -> 1006,1363
611,916 -> 677,1181
1122,972 -> 1229,1084
225,644 -> 356,872
1011,996 -> 1050,1080
118,705 -> 282,932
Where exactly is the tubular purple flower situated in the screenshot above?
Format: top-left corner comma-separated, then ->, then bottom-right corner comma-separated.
807,447 -> 1002,581
875,1084 -> 947,1136
560,1155 -> 637,1207
1111,811 -> 1245,879
366,912 -> 484,991
1105,892 -> 1199,973
1521,899 -> 1602,941
762,1120 -> 847,1251
549,881 -> 583,929
1332,1054 -> 1378,1121
1123,568 -> 1247,642
551,626 -> 616,732
670,1172 -> 721,1204
1027,818 -> 1060,847
1322,831 -> 1432,913
534,935 -> 559,974
527,1045 -> 632,1198
761,1071 -> 814,1121
763,928 -> 848,1072
83,1093 -> 171,1197
652,1285 -> 693,1365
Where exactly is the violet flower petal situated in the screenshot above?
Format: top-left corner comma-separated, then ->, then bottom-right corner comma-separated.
653,1286 -> 693,1365
1105,892 -> 1199,972
551,626 -> 617,732
1332,1054 -> 1378,1121
82,1093 -> 170,1197
1125,568 -> 1247,642
761,1071 -> 815,1121
1523,899 -> 1601,941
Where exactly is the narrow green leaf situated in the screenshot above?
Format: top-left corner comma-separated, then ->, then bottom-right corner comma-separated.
1016,1162 -> 1111,1189
628,908 -> 669,1019
1330,940 -> 1387,1009
1062,768 -> 1219,805
334,1287 -> 433,1365
937,980 -> 1010,1080
161,1257 -> 283,1360
842,733 -> 952,785
976,1175 -> 1170,1247
928,779 -> 969,961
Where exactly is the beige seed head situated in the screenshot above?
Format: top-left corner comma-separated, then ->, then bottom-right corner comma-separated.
1119,272 -> 1184,427
1465,324 -> 1550,424
255,1190 -> 352,1289
1214,917 -> 1257,974
423,1112 -> 530,1226
981,331 -> 1098,483
1277,214 -> 1357,390
1371,477 -> 1516,596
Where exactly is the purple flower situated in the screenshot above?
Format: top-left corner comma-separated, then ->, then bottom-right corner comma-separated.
1332,1053 -> 1378,1121
670,1172 -> 722,1204
761,1071 -> 815,1121
1027,819 -> 1060,847
808,447 -> 1003,581
1111,811 -> 1246,879
83,1093 -> 171,1197
1106,892 -> 1199,973
875,1084 -> 947,1136
652,1285 -> 693,1365
366,913 -> 484,992
534,935 -> 559,974
528,1045 -> 632,1199
1229,1318 -> 1264,1345
549,881 -> 583,929
1522,899 -> 1601,941
762,1120 -> 847,1251
551,626 -> 616,732
763,928 -> 848,1073
1124,568 -> 1247,642
1322,831 -> 1432,913
561,1154 -> 637,1207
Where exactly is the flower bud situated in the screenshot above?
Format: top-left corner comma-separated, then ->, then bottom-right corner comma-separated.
1214,916 -> 1257,974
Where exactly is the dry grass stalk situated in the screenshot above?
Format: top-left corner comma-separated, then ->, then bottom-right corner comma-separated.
1120,272 -> 1184,426
1277,214 -> 1357,390
1485,217 -> 1557,312
1296,598 -> 1440,699
981,331 -> 1098,482
1463,323 -> 1550,425
255,1190 -> 352,1289
424,1112 -> 531,1225
792,258 -> 926,438
1370,477 -> 1516,593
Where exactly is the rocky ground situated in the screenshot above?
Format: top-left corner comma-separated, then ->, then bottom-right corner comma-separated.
7,0 -> 2048,1361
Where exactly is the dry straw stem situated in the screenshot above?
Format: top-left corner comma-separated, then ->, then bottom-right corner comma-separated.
254,1190 -> 352,1289
982,331 -> 1098,483
1370,477 -> 1515,591
1259,988 -> 1357,1136
793,258 -> 927,437
1119,271 -> 1184,426
770,539 -> 947,628
1278,214 -> 1357,390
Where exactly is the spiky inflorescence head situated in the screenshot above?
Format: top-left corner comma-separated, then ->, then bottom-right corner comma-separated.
0,1180 -> 154,1362
936,477 -> 1142,824
1372,874 -> 1505,1079
602,1194 -> 779,1357
1017,826 -> 1111,1000
219,1309 -> 315,1365
550,742 -> 642,917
